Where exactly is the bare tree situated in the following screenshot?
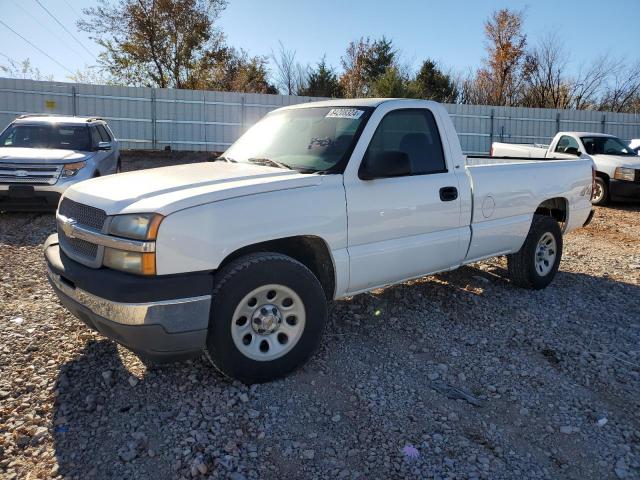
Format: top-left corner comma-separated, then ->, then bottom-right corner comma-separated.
567,56 -> 612,110
598,60 -> 640,113
0,58 -> 53,81
521,34 -> 572,109
271,41 -> 307,95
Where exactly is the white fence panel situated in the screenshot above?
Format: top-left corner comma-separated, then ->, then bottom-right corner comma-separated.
1,77 -> 639,154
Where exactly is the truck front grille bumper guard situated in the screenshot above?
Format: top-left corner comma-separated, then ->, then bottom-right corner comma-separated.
47,265 -> 211,330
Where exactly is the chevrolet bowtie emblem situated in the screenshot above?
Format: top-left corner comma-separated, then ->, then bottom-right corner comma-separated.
60,216 -> 77,238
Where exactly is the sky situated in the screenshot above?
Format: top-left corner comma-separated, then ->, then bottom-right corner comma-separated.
0,0 -> 639,84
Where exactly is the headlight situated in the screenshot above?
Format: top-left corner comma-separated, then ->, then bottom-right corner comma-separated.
108,213 -> 163,240
62,161 -> 86,177
614,167 -> 636,181
103,213 -> 163,275
103,248 -> 156,275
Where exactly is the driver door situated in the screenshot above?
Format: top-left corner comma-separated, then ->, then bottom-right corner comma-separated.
344,107 -> 467,293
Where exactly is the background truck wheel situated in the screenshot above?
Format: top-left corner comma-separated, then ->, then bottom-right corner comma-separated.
507,214 -> 563,290
591,177 -> 608,205
205,252 -> 327,384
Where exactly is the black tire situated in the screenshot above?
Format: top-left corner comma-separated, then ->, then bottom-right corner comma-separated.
205,252 -> 327,384
507,214 -> 563,290
115,159 -> 122,173
591,177 -> 609,206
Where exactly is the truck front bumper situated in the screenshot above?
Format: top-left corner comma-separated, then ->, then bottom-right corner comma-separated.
609,179 -> 640,202
44,234 -> 213,362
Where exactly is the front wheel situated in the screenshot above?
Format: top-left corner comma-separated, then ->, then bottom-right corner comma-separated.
591,177 -> 608,205
507,214 -> 563,290
205,253 -> 327,383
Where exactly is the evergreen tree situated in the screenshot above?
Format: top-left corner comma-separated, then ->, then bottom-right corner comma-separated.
299,57 -> 342,97
411,59 -> 458,102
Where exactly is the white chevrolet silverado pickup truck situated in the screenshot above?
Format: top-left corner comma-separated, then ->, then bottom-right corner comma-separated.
44,99 -> 594,383
492,132 -> 640,205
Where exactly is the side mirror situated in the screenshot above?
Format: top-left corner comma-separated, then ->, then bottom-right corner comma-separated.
360,150 -> 411,180
565,146 -> 580,156
97,141 -> 112,151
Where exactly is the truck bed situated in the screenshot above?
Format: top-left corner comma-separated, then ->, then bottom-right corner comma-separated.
462,157 -> 594,263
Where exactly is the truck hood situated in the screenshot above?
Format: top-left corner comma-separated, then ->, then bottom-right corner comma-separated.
591,154 -> 640,169
63,161 -> 323,215
0,147 -> 91,164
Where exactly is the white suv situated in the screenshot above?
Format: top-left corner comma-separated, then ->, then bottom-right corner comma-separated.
0,115 -> 120,211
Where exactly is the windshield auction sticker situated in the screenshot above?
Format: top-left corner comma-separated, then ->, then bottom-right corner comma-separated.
325,108 -> 364,119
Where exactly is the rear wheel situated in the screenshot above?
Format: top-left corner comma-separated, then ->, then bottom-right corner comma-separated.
591,177 -> 608,205
205,252 -> 327,383
507,214 -> 563,290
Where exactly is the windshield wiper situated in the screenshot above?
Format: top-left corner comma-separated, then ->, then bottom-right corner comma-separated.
247,157 -> 293,170
215,156 -> 237,163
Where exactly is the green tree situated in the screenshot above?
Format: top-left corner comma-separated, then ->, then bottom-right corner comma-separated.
411,59 -> 458,102
363,36 -> 396,84
370,67 -> 410,98
299,57 -> 342,97
340,36 -> 398,98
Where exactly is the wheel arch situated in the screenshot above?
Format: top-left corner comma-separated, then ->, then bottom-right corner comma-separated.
535,197 -> 568,227
218,235 -> 336,301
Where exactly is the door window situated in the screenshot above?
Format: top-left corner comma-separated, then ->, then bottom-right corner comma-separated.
89,126 -> 101,148
96,124 -> 111,142
363,109 -> 446,176
554,135 -> 579,153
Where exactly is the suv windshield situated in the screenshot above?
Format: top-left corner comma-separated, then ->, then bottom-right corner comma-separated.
580,136 -> 637,156
222,106 -> 371,173
0,124 -> 91,151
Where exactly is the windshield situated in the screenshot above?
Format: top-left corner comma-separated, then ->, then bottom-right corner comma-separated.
222,106 -> 371,173
0,124 -> 91,151
580,136 -> 638,156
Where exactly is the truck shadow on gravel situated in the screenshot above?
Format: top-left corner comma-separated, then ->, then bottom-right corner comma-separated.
49,264 -> 639,480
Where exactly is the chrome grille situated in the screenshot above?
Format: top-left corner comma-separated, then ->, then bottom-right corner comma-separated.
59,198 -> 107,231
66,237 -> 99,259
58,198 -> 107,263
0,163 -> 62,185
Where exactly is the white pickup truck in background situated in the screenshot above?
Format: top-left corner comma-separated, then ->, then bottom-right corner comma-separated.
44,99 -> 594,383
492,132 -> 640,205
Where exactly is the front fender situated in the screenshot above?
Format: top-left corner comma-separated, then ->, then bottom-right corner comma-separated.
154,176 -> 348,276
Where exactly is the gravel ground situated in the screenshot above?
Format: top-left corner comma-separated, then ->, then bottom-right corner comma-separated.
1,180 -> 639,479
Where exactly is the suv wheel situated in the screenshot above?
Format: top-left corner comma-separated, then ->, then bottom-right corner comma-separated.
205,252 -> 327,383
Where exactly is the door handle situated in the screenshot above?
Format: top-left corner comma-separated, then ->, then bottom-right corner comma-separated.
439,186 -> 458,202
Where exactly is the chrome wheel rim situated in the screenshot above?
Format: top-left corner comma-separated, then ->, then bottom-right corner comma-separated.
592,181 -> 603,203
535,232 -> 557,276
231,284 -> 305,361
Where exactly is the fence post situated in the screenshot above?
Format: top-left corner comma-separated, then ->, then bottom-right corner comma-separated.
556,112 -> 561,133
601,114 -> 606,133
151,89 -> 157,150
71,86 -> 77,116
241,95 -> 246,133
202,91 -> 207,152
489,109 -> 494,146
